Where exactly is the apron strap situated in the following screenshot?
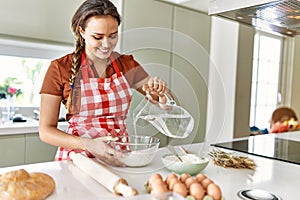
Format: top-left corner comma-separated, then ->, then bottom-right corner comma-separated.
81,51 -> 95,79
110,55 -> 122,76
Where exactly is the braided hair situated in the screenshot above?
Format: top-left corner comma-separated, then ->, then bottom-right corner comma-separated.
66,0 -> 121,111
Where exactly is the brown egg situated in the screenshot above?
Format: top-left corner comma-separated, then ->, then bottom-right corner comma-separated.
166,173 -> 178,185
148,173 -> 163,186
184,177 -> 197,189
173,182 -> 188,197
168,177 -> 180,190
189,182 -> 205,200
150,182 -> 169,194
180,173 -> 191,182
196,173 -> 207,183
149,173 -> 163,182
201,178 -> 214,189
149,177 -> 165,189
206,183 -> 222,200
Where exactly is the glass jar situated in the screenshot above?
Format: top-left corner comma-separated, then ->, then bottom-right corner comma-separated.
0,93 -> 11,124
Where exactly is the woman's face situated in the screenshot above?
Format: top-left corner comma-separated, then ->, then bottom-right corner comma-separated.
80,15 -> 119,60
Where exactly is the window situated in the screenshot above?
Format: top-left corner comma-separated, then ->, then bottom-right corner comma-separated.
249,32 -> 283,129
0,37 -> 72,107
0,55 -> 50,106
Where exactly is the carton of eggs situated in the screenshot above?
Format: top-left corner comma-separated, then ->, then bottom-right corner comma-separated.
146,173 -> 223,200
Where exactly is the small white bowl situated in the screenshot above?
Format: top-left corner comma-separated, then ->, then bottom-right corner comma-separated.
161,153 -> 209,175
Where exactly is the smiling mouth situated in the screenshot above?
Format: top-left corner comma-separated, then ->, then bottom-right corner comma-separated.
98,48 -> 109,54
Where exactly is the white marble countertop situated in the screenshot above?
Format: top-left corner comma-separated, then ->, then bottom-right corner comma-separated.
0,137 -> 299,200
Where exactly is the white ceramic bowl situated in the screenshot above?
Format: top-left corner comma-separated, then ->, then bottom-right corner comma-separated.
161,153 -> 209,175
109,135 -> 160,167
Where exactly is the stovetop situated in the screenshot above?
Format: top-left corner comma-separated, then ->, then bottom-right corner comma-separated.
212,135 -> 300,165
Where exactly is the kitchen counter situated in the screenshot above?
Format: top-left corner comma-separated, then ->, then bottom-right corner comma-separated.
213,131 -> 300,165
0,137 -> 299,200
0,119 -> 68,135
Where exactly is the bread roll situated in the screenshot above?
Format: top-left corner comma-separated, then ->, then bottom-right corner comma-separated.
0,169 -> 55,200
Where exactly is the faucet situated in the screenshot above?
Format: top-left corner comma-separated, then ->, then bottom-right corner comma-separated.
33,109 -> 39,120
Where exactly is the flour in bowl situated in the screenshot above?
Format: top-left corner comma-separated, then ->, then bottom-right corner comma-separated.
164,154 -> 207,164
119,146 -> 158,167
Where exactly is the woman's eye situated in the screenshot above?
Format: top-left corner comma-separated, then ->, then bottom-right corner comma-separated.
110,34 -> 117,39
93,36 -> 103,40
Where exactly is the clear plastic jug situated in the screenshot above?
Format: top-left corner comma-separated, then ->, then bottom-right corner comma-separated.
132,92 -> 194,138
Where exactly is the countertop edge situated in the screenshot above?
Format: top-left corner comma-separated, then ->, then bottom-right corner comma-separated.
0,121 -> 68,135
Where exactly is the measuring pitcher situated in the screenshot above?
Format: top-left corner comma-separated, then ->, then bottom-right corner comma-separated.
132,92 -> 194,138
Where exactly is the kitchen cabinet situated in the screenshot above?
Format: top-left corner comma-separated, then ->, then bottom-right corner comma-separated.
25,133 -> 57,164
0,133 -> 56,168
291,37 -> 300,115
122,0 -> 173,147
0,135 -> 25,167
122,0 -> 211,146
0,0 -> 80,44
1,132 -> 300,199
171,7 -> 211,145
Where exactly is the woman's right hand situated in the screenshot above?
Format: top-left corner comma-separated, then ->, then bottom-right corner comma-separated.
142,77 -> 167,97
80,137 -> 125,167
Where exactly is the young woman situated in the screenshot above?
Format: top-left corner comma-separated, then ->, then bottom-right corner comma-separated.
39,0 -> 168,166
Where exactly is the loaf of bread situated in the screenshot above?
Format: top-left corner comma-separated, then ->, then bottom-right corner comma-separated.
0,169 -> 55,200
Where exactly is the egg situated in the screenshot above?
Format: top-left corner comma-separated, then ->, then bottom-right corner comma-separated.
196,173 -> 207,183
149,173 -> 163,183
206,183 -> 222,200
166,173 -> 178,185
168,177 -> 180,190
200,178 -> 214,189
150,177 -> 165,189
148,173 -> 163,186
189,182 -> 205,200
180,173 -> 191,183
185,177 -> 197,189
150,182 -> 169,194
173,182 -> 188,197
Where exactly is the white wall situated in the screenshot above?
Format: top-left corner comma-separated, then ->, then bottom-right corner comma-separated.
206,17 -> 239,144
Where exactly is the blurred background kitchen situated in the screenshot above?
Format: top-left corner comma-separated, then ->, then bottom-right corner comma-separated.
0,0 -> 299,167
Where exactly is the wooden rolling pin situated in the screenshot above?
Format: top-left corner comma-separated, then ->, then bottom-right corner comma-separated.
69,152 -> 138,197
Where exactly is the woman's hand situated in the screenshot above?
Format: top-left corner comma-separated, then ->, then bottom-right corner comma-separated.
142,77 -> 168,104
80,137 -> 125,167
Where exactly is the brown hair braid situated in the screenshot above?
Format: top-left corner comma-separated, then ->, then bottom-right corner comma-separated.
66,0 -> 121,111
